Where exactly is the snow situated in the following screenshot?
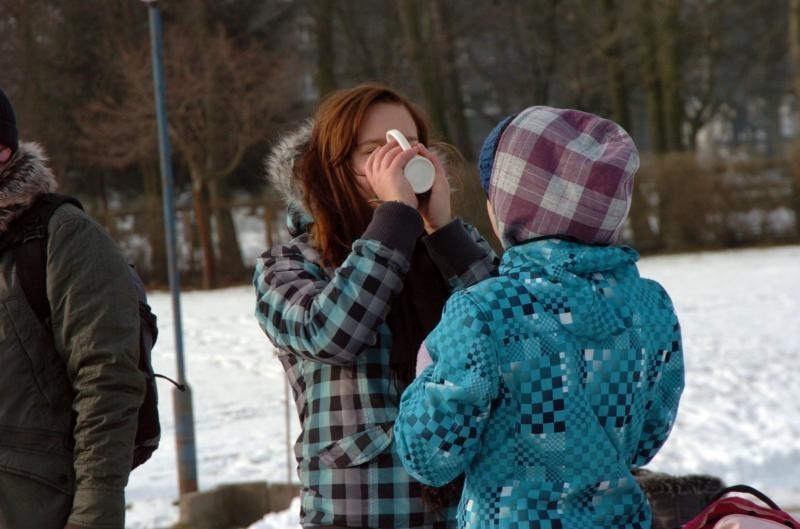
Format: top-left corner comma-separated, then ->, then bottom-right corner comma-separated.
247,497 -> 302,529
636,245 -> 800,506
125,245 -> 800,528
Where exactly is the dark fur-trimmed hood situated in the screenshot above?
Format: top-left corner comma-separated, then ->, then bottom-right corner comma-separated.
265,120 -> 313,218
0,142 -> 58,233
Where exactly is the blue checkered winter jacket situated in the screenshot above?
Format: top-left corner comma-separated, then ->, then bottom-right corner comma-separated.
395,238 -> 685,529
254,201 -> 497,528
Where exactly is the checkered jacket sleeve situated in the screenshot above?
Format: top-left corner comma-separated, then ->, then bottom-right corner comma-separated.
395,292 -> 500,486
423,220 -> 499,292
633,298 -> 685,466
254,237 -> 412,366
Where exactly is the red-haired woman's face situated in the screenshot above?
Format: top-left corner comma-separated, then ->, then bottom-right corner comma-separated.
350,102 -> 419,199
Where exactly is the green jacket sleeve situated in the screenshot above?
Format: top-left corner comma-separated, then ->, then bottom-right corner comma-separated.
46,206 -> 145,529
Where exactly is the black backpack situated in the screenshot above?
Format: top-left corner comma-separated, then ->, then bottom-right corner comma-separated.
1,193 -> 176,469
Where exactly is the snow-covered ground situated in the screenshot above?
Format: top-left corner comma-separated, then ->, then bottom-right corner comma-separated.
125,245 -> 800,528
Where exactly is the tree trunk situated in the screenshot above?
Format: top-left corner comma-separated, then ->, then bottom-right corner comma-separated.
657,0 -> 683,152
601,0 -> 632,133
91,169 -> 110,229
315,0 -> 337,97
764,93 -> 783,158
399,0 -> 449,139
429,0 -> 473,157
792,0 -> 800,105
532,0 -> 559,105
629,170 -> 659,250
789,0 -> 800,235
182,208 -> 199,278
142,162 -> 168,286
263,203 -> 275,249
509,0 -> 558,107
16,0 -> 48,144
190,170 -> 216,289
262,190 -> 285,249
636,0 -> 666,153
208,178 -> 247,284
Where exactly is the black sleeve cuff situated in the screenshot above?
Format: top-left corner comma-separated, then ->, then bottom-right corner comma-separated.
423,218 -> 486,279
362,201 -> 424,259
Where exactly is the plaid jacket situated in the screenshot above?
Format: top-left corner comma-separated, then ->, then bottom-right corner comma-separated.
395,239 -> 685,529
254,202 -> 498,528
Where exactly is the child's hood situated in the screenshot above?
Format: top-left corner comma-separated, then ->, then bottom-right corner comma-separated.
479,106 -> 639,249
500,239 -> 641,340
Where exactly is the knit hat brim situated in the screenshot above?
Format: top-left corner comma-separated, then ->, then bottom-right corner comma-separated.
478,114 -> 515,194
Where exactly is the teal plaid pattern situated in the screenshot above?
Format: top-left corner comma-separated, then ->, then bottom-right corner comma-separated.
254,223 -> 496,528
396,239 -> 684,529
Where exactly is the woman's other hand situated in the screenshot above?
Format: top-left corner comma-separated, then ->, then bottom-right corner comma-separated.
416,145 -> 452,234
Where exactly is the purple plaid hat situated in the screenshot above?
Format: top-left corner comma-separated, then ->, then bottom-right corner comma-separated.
483,106 -> 639,248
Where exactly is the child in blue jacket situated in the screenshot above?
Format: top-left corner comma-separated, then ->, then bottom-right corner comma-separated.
395,107 -> 685,529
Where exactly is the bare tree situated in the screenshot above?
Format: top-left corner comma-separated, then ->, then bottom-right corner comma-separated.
77,21 -> 297,288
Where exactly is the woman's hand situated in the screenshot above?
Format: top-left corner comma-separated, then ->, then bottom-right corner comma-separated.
416,145 -> 452,234
364,140 -> 418,209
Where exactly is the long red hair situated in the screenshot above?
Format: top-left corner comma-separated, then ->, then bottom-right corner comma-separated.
297,83 -> 431,266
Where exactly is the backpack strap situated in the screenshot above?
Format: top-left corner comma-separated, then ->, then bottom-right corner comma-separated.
10,193 -> 83,325
709,484 -> 782,510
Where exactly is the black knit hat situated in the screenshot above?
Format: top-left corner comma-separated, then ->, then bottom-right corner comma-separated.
0,88 -> 19,154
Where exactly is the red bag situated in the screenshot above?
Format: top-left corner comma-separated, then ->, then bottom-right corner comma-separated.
683,485 -> 800,529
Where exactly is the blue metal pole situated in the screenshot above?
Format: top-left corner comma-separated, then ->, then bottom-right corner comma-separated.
146,1 -> 198,495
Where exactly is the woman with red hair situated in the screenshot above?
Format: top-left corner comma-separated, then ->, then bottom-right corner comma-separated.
254,83 -> 497,528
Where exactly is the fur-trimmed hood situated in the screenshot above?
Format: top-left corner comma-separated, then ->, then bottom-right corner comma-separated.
265,120 -> 313,221
0,142 -> 58,233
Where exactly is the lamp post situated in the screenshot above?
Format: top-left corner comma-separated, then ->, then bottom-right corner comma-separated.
139,0 -> 198,495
